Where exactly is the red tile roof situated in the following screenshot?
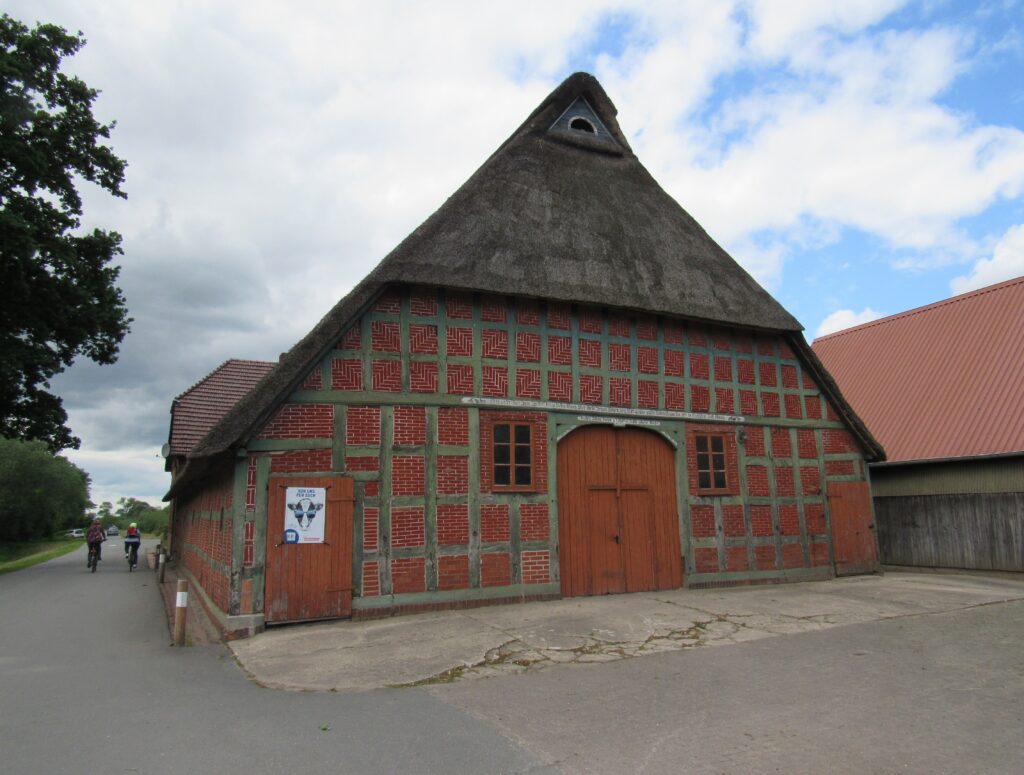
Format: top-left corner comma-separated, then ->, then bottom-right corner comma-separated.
812,276 -> 1024,464
169,359 -> 275,456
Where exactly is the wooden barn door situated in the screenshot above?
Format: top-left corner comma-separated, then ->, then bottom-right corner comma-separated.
828,480 -> 880,576
558,426 -> 682,596
265,476 -> 354,623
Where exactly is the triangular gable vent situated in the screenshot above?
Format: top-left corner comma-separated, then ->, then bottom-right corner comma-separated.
549,96 -> 621,153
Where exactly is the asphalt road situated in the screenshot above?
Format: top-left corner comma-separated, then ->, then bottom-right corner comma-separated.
0,546 -> 549,775
3,547 -> 1022,774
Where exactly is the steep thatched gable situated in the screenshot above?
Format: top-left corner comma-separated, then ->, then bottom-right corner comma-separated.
169,72 -> 880,497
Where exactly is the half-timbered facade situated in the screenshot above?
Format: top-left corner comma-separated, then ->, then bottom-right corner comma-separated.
165,74 -> 883,638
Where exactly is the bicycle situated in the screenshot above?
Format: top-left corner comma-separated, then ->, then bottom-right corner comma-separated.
88,544 -> 100,573
125,539 -> 140,571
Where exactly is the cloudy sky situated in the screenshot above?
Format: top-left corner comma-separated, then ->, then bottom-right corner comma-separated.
9,0 -> 1024,507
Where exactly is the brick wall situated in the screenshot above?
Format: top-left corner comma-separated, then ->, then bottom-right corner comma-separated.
171,466 -> 234,615
234,284 -> 869,610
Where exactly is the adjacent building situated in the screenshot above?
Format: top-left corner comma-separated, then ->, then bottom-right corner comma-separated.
165,73 -> 884,638
814,276 -> 1024,571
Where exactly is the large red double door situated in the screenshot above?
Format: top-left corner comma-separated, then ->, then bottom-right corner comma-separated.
557,426 -> 682,596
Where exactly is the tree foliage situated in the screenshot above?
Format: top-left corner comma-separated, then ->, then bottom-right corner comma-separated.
0,436 -> 90,540
0,13 -> 130,452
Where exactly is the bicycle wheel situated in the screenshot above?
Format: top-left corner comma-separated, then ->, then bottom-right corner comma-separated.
90,551 -> 97,572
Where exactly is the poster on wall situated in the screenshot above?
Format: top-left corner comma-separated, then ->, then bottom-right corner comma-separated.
283,487 -> 326,544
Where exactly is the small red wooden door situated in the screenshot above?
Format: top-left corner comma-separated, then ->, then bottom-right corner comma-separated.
265,476 -> 354,623
558,426 -> 682,596
828,480 -> 880,576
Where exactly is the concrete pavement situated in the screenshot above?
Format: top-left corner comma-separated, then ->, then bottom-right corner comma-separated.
229,570 -> 1024,692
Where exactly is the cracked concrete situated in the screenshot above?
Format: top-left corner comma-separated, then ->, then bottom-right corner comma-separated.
228,570 -> 1024,692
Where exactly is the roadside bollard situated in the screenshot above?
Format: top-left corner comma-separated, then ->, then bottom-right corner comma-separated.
157,550 -> 166,583
173,579 -> 188,646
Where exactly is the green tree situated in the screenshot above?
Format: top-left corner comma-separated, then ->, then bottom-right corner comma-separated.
1,14 -> 130,452
0,436 -> 90,540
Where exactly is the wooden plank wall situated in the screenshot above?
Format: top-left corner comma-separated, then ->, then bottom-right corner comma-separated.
875,493 -> 1024,571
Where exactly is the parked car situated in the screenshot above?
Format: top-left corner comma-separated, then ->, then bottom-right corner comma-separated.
106,525 -> 119,536
65,528 -> 85,538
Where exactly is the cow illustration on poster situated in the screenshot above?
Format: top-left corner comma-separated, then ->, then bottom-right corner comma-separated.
283,487 -> 326,544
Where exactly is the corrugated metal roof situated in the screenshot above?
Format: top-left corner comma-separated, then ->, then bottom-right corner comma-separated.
812,276 -> 1024,464
169,359 -> 275,456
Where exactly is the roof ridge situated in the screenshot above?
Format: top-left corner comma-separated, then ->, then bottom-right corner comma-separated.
173,358 -> 276,402
814,274 -> 1024,342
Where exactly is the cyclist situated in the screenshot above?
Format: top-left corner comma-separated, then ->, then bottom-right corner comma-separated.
124,522 -> 142,569
86,518 -> 106,568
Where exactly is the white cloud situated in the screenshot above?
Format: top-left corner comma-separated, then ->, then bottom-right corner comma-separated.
815,307 -> 883,338
950,223 -> 1024,293
6,1 -> 1024,504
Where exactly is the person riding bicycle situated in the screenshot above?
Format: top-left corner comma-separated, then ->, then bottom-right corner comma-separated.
124,522 -> 142,568
86,518 -> 106,567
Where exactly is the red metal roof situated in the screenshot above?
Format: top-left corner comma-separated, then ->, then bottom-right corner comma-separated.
813,276 -> 1024,464
169,359 -> 275,456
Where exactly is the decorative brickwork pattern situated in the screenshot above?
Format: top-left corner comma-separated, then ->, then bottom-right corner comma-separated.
548,336 -> 571,365
409,361 -> 438,393
409,324 -> 438,354
515,369 -> 541,399
340,326 -> 361,350
410,290 -> 437,317
371,321 -> 401,353
332,358 -> 362,390
579,338 -> 602,368
300,369 -> 323,390
445,293 -> 472,319
665,382 -> 685,409
481,296 -> 506,322
515,300 -> 540,326
482,329 -> 508,359
446,364 -> 474,394
610,377 -> 631,407
373,292 -> 401,313
446,326 -> 473,357
482,366 -> 508,397
372,360 -> 401,392
516,332 -> 541,362
580,374 -> 602,404
609,343 -> 631,372
548,371 -> 572,401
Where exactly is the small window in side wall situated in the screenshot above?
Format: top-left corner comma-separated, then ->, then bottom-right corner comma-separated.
493,422 -> 533,488
694,432 -> 730,494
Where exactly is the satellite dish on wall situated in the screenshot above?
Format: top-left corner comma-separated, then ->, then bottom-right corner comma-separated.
160,443 -> 172,458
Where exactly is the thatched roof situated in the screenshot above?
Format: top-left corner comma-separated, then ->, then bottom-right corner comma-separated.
167,73 -> 880,498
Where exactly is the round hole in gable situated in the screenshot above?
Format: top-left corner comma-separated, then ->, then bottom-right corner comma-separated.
569,117 -> 596,134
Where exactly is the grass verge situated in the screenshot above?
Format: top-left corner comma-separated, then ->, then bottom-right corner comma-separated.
0,539 -> 84,575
